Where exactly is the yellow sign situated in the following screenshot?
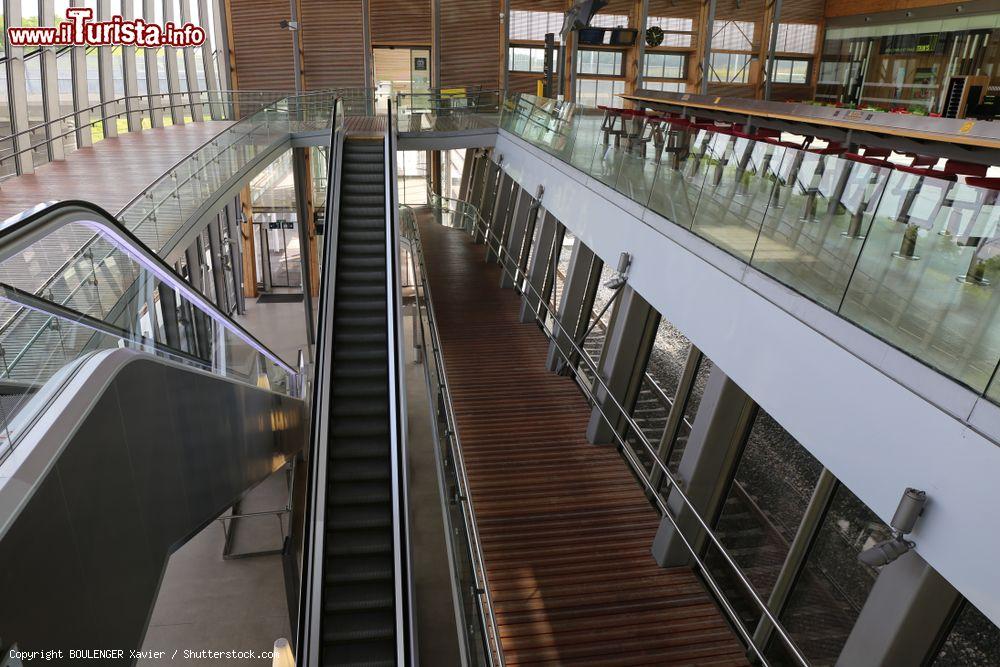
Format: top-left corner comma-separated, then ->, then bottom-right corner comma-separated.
714,97 -> 721,104
959,121 -> 975,134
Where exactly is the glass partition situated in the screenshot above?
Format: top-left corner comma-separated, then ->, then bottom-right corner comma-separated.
499,92 -> 1000,401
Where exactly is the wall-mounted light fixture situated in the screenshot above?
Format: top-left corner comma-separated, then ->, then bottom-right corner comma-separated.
858,488 -> 927,567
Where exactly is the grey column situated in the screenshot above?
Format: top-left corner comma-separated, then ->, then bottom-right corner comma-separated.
96,0 -> 119,138
474,161 -> 501,244
293,147 -> 317,351
121,0 -> 143,131
206,217 -> 229,313
586,286 -> 659,444
519,210 -> 559,323
545,240 -> 600,372
184,243 -> 212,359
70,0 -> 92,148
158,282 -> 182,349
180,0 -> 204,120
143,0 -> 165,128
197,0 -> 223,119
6,0 -> 34,174
224,198 -> 246,314
835,551 -> 960,667
486,175 -> 515,263
163,0 -> 185,125
458,150 -> 475,201
651,364 -> 756,566
39,0 -> 65,161
467,153 -> 487,211
500,188 -> 536,290
650,344 -> 702,491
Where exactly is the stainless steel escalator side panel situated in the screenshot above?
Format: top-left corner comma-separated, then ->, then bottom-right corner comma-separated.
0,348 -> 306,656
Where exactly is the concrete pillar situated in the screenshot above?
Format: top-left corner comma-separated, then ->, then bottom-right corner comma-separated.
519,211 -> 560,323
500,188 -> 537,290
162,0 -> 185,125
96,0 -> 119,138
545,240 -> 600,372
184,243 -> 212,361
467,153 -> 486,208
486,175 -> 516,263
474,161 -> 501,244
206,217 -> 229,313
69,0 -> 93,147
39,0 -> 65,161
652,364 -> 756,566
180,0 -> 205,121
6,0 -> 34,174
459,150 -> 475,201
835,551 -> 960,667
197,0 -> 223,120
121,0 -> 143,131
142,0 -> 164,128
650,344 -> 702,491
586,287 -> 659,443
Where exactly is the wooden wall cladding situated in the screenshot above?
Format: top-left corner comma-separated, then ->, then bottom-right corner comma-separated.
509,71 -> 542,94
370,0 -> 432,46
227,0 -> 296,91
510,0 -> 563,12
825,0 -> 964,18
300,0 -> 367,90
782,0 -> 826,23
440,0 -> 501,88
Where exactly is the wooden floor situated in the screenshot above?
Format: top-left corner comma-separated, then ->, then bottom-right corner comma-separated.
0,121 -> 232,220
418,219 -> 749,666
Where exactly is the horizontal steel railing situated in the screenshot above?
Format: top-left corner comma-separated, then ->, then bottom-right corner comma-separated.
399,205 -> 504,666
417,193 -> 810,667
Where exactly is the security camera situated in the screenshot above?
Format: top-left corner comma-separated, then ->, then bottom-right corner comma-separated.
858,488 -> 926,567
604,252 -> 632,289
279,19 -> 299,30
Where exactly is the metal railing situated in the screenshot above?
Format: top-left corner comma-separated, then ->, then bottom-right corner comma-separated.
399,204 -> 504,666
0,89 -> 293,178
415,192 -> 812,666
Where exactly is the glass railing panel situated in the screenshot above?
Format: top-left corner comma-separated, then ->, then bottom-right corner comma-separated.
751,154 -> 892,310
615,138 -> 661,207
840,175 -> 1000,392
589,140 -> 628,188
646,127 -> 714,230
689,133 -> 781,262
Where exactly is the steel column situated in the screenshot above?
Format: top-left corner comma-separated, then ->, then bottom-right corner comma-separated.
545,239 -> 600,372
96,0 -> 119,137
292,146 -> 317,349
163,0 -> 186,125
650,344 -> 703,491
121,0 -> 143,131
651,364 -> 756,566
143,0 -> 165,128
519,210 -> 559,323
39,0 -> 65,162
486,174 -> 515,263
70,0 -> 93,147
499,187 -> 536,289
6,0 -> 35,175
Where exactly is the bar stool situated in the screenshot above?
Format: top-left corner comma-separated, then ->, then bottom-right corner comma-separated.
937,160 -> 990,237
636,111 -> 673,162
888,163 -> 957,260
618,109 -> 648,154
955,177 -> 1000,285
798,142 -> 847,221
837,152 -> 894,239
598,106 -> 627,147
764,136 -> 812,209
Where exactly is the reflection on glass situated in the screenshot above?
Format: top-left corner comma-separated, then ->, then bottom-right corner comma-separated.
933,600 -> 1000,666
705,411 -> 823,631
770,483 -> 892,665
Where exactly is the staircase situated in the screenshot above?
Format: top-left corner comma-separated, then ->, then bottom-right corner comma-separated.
321,137 -> 397,666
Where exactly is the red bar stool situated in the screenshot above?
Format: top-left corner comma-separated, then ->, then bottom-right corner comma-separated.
598,105 -> 627,147
799,142 -> 848,221
890,163 -> 957,260
937,160 -> 991,236
836,152 -> 896,238
956,177 -> 1000,285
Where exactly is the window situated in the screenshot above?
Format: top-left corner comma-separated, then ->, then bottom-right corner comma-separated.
771,57 -> 810,84
643,52 -> 686,80
575,78 -> 625,107
646,16 -> 695,48
712,20 -> 754,51
709,52 -> 751,83
589,13 -> 628,29
577,49 -> 623,76
643,80 -> 685,93
774,23 -> 818,54
509,9 -> 563,42
508,46 -> 557,74
933,601 -> 1000,665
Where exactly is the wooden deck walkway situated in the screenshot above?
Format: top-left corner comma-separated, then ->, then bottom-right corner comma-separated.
418,219 -> 749,666
0,121 -> 232,220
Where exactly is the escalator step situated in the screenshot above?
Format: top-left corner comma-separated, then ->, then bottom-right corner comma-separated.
329,481 -> 391,506
326,504 -> 392,530
329,439 -> 390,459
329,420 -> 389,439
329,459 -> 390,482
327,528 -> 392,556
323,581 -> 394,612
322,610 -> 395,643
324,555 -> 393,583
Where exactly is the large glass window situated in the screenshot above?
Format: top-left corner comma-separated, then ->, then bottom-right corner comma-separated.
509,9 -> 563,42
577,49 -> 624,76
508,46 -> 556,74
774,23 -> 818,54
643,52 -> 685,80
575,78 -> 625,107
767,483 -> 893,664
705,411 -> 824,632
647,16 -> 695,48
771,57 -> 810,84
712,20 -> 755,51
710,52 -> 752,83
589,13 -> 628,29
933,601 -> 1000,665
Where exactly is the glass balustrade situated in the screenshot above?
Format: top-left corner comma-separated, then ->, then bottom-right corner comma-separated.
499,92 -> 1000,401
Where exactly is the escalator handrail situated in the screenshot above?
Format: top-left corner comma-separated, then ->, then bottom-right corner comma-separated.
295,97 -> 346,665
0,199 -> 298,378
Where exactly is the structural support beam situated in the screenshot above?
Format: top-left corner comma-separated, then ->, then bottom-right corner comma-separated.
836,552 -> 961,667
475,160 -> 501,244
624,0 -> 649,97
458,150 -> 475,201
180,0 -> 205,120
223,198 -> 246,315
759,0 -> 783,101
651,344 -> 702,491
651,364 -> 756,566
500,187 -> 537,290
6,0 -> 34,175
519,210 -> 560,323
696,0 -> 717,95
206,215 -> 230,313
486,175 -> 516,263
239,186 -> 259,299
198,0 -> 223,119
96,0 -> 119,137
586,286 -> 659,443
39,0 -> 65,162
70,0 -> 93,148
163,0 -> 185,125
545,240 -> 600,372
121,0 -> 143,131
143,0 -> 165,128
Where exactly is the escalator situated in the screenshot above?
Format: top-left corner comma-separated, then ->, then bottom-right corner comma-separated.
297,112 -> 412,666
0,201 -> 307,658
